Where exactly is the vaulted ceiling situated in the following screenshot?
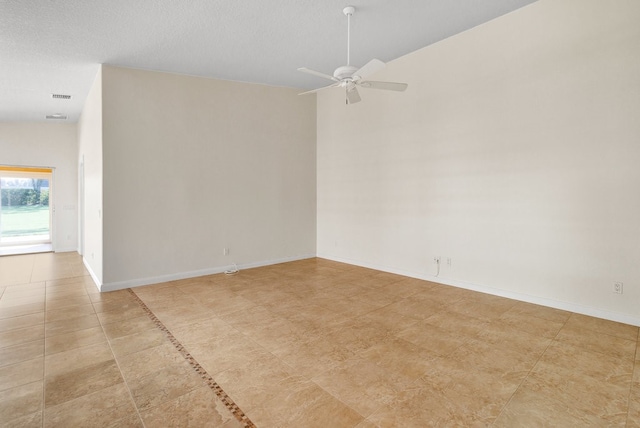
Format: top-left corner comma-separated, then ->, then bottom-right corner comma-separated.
0,0 -> 537,122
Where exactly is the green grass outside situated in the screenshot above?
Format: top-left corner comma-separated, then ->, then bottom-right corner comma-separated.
0,205 -> 50,238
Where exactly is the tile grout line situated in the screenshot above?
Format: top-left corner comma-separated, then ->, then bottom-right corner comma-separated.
126,288 -> 256,428
489,311 -> 572,426
92,294 -> 147,427
41,280 -> 47,428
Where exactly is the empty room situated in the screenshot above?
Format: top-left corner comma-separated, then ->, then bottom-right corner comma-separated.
0,0 -> 638,426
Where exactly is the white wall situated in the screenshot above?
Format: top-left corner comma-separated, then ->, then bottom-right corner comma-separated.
0,123 -> 78,252
317,0 -> 640,325
100,65 -> 316,288
77,68 -> 104,283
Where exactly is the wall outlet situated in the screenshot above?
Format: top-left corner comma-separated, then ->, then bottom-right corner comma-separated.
433,256 -> 441,263
613,282 -> 623,294
447,257 -> 452,267
223,248 -> 229,256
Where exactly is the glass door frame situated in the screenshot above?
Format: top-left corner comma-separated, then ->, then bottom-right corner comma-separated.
0,165 -> 54,247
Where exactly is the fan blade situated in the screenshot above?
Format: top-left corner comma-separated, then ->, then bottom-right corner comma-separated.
359,80 -> 408,92
346,87 -> 361,104
298,83 -> 340,95
353,59 -> 386,80
297,67 -> 338,82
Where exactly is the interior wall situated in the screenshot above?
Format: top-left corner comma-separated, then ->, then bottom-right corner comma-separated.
317,0 -> 640,325
77,67 -> 104,283
100,65 -> 316,288
0,122 -> 78,252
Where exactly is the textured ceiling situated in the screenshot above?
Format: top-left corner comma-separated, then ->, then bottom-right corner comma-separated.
0,0 -> 537,122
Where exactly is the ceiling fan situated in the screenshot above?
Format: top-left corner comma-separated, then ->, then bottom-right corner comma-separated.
298,6 -> 408,104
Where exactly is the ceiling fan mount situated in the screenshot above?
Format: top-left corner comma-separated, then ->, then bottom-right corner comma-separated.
298,5 -> 408,104
333,65 -> 358,80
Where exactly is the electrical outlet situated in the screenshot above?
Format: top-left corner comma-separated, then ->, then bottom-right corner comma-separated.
433,256 -> 441,263
223,248 -> 229,256
613,282 -> 623,294
447,257 -> 452,267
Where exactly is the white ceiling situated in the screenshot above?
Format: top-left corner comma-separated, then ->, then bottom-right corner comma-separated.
0,0 -> 537,123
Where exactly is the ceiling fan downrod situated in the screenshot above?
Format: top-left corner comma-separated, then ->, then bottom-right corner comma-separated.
344,6 -> 355,66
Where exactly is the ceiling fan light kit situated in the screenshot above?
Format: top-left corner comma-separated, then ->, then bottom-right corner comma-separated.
298,5 -> 408,104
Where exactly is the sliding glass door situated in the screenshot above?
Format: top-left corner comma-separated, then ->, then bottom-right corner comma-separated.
0,166 -> 53,246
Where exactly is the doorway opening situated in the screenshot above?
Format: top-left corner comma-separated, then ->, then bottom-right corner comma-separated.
0,166 -> 54,255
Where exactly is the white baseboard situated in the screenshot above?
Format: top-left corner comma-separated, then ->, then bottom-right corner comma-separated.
100,253 -> 317,292
82,257 -> 102,292
53,247 -> 77,253
317,253 -> 640,327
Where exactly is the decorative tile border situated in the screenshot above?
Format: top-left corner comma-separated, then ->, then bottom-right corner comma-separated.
127,288 -> 256,428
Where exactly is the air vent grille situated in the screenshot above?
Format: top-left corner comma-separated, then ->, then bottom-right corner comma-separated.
46,114 -> 67,120
51,94 -> 72,99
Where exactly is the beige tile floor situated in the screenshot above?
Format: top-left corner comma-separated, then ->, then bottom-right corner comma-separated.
0,252 -> 638,427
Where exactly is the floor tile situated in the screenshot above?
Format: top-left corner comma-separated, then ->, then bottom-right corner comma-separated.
246,375 -> 364,427
170,316 -> 231,346
46,292 -> 91,310
381,296 -> 443,321
0,380 -> 43,423
0,358 -> 44,393
44,326 -> 107,355
367,380 -> 465,427
320,318 -> 395,355
274,332 -> 357,379
395,320 -> 468,357
96,305 -> 149,325
517,362 -> 630,425
0,294 -> 45,308
422,310 -> 491,339
108,327 -> 166,357
445,294 -> 515,321
359,336 -> 435,382
43,383 -> 139,428
44,341 -> 114,377
140,386 -> 244,427
535,340 -> 634,388
312,356 -> 416,417
0,339 -> 44,368
101,314 -> 157,340
564,312 -> 638,341
127,363 -> 205,411
45,313 -> 101,337
555,323 -> 637,360
117,342 -> 186,382
44,359 -> 124,407
189,333 -> 272,377
361,305 -> 419,334
44,303 -> 95,323
2,410 -> 42,428
494,383 -> 626,427
215,353 -> 296,412
0,312 -> 43,333
0,302 -> 44,320
0,324 -> 44,348
449,338 -> 539,379
498,308 -> 567,338
473,318 -> 552,357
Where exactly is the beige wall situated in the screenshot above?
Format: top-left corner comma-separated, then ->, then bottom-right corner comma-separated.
77,68 -> 104,283
100,66 -> 316,288
317,0 -> 640,324
0,122 -> 78,252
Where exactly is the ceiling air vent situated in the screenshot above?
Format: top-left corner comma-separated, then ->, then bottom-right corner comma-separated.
51,93 -> 72,99
46,113 -> 67,120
